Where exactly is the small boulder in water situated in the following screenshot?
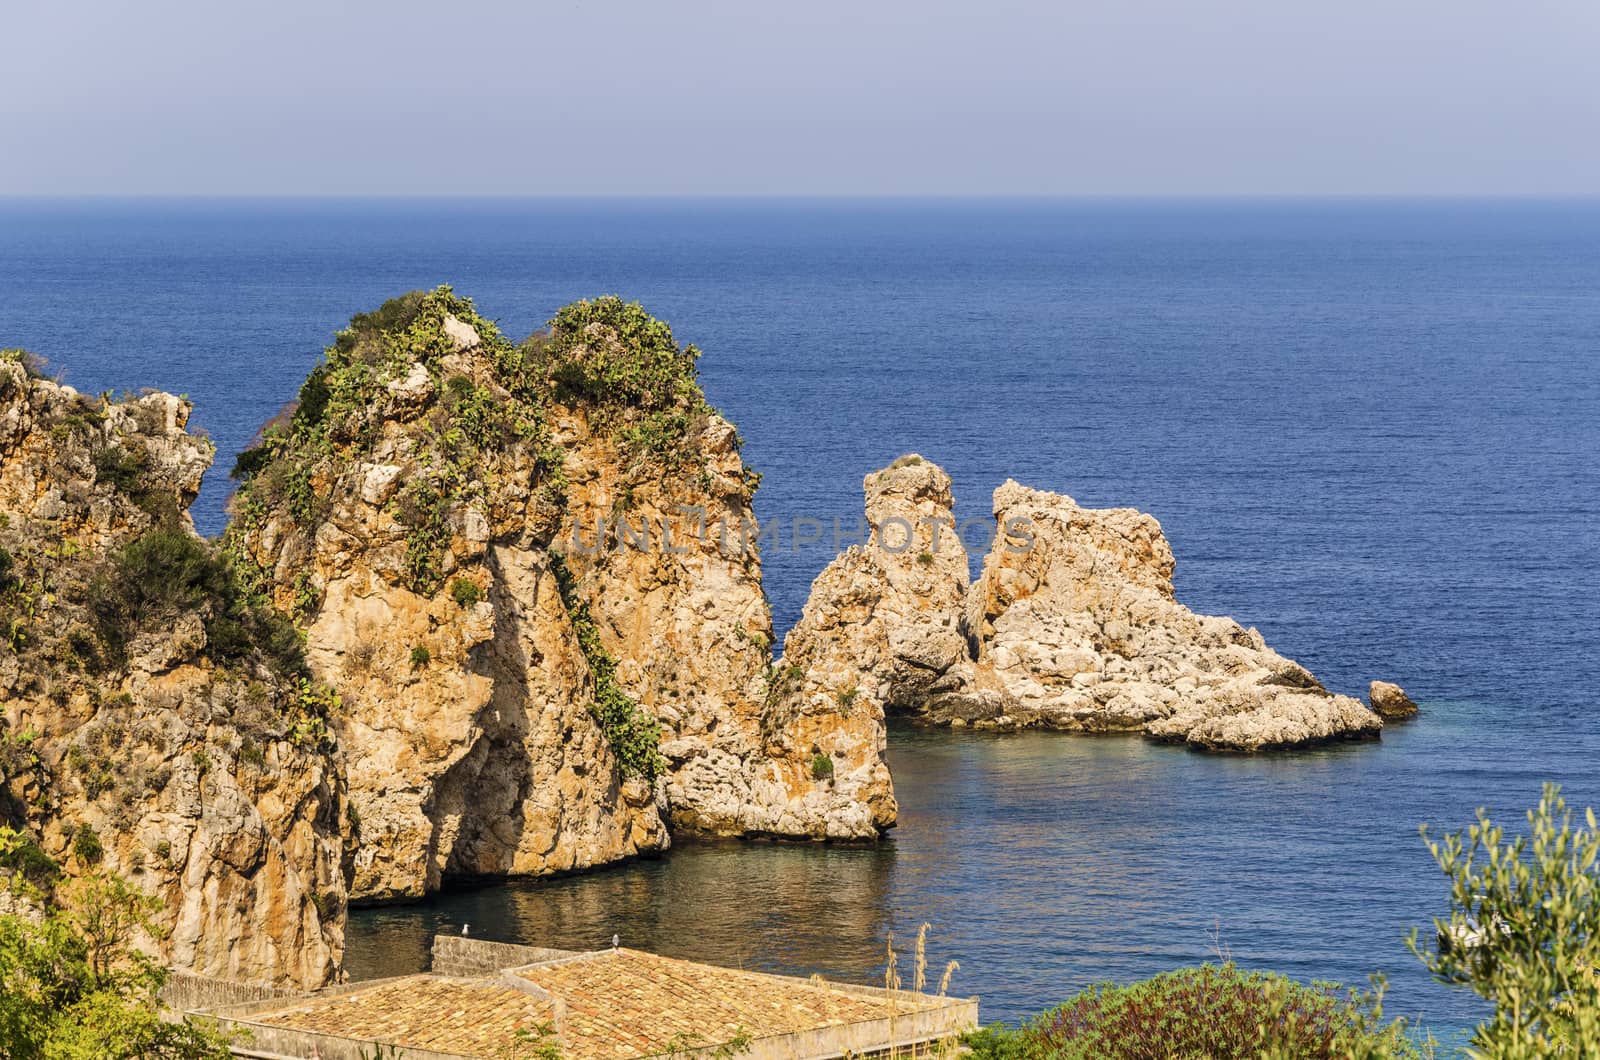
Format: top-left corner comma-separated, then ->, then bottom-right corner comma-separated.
1369,680 -> 1419,718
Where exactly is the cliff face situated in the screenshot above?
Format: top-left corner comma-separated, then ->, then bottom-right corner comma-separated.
0,352 -> 346,988
791,458 -> 1383,752
224,291 -> 885,901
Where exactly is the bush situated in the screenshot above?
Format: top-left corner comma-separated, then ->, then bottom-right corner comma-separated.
95,528 -> 225,626
409,644 -> 431,670
811,753 -> 835,781
964,963 -> 1423,1060
0,347 -> 49,379
290,363 -> 332,432
0,826 -> 59,891
90,527 -> 304,677
1411,783 -> 1600,1054
71,825 -> 104,867
449,578 -> 482,608
0,870 -> 236,1058
543,297 -> 703,417
229,442 -> 275,481
333,291 -> 427,362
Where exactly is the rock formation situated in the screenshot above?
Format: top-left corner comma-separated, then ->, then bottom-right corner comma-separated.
2,291 -> 1404,989
1368,680 -> 1419,718
793,458 -> 1385,752
756,455 -> 973,839
0,351 -> 346,988
225,290 -> 889,902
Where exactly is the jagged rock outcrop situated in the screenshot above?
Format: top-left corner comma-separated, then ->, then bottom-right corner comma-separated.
756,455 -> 973,838
0,352 -> 347,988
226,291 -> 889,900
962,481 -> 1383,750
796,457 -> 1383,753
1368,680 -> 1419,718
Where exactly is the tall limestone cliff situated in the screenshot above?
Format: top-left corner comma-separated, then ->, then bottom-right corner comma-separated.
789,456 -> 1384,752
0,351 -> 346,988
224,291 -> 888,901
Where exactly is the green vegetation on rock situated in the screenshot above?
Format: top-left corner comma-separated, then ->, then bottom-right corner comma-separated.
0,370 -> 331,771
225,289 -> 720,602
541,295 -> 706,419
89,525 -> 303,678
225,286 -> 554,599
548,551 -> 664,780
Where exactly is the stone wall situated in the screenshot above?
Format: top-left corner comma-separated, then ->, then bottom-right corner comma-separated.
429,935 -> 581,978
160,972 -> 296,1014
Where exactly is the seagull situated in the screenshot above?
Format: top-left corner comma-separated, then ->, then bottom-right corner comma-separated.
462,923 -> 470,936
612,934 -> 619,950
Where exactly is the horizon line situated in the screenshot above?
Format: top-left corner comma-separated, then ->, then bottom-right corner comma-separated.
3,191 -> 1600,203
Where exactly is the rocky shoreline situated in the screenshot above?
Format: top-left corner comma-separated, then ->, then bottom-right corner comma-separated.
0,291 -> 1414,987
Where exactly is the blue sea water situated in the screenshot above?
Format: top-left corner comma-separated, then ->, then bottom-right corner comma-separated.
3,198 -> 1598,1042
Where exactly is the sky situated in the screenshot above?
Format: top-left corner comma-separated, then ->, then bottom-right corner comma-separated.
2,0 -> 1597,197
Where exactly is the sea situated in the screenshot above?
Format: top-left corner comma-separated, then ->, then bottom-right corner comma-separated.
3,198 -> 1597,1043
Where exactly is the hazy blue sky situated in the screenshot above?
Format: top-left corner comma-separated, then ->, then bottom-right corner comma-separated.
4,0 -> 1597,196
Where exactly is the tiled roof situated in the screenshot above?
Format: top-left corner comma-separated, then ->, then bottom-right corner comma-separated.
511,949 -> 947,1059
247,976 -> 555,1056
243,949 -> 955,1059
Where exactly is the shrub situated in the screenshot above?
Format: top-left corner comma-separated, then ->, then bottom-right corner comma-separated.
1411,783 -> 1600,1054
542,297 -> 703,418
333,290 -> 427,362
229,441 -> 275,481
90,526 -> 304,677
965,963 -> 1423,1060
616,409 -> 697,470
0,826 -> 60,890
449,577 -> 482,608
409,644 -> 431,670
0,347 -> 49,379
0,869 -> 237,1057
290,363 -> 332,432
71,825 -> 104,867
92,444 -> 150,503
811,753 -> 834,781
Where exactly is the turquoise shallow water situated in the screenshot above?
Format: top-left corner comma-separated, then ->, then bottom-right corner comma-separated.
3,197 -> 1598,1040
